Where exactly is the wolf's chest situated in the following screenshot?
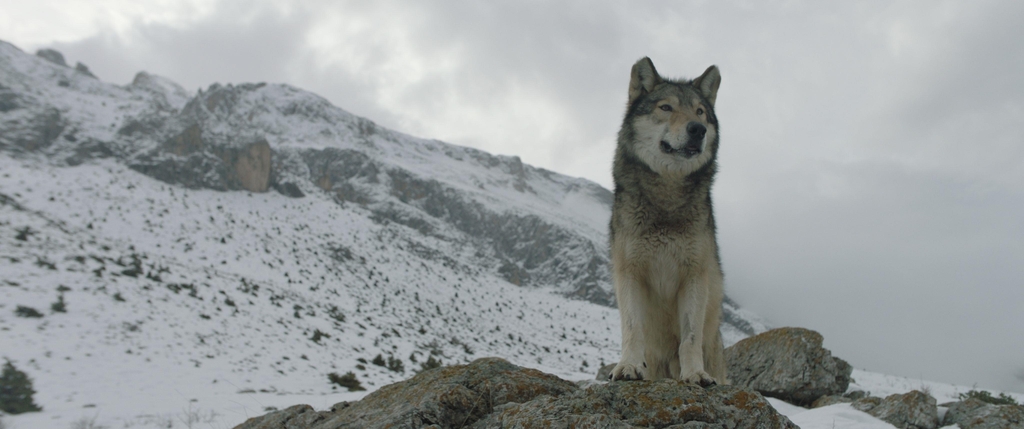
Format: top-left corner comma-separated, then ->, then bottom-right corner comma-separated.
629,228 -> 706,262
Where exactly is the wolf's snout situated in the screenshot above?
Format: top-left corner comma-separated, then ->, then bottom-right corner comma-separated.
686,122 -> 706,139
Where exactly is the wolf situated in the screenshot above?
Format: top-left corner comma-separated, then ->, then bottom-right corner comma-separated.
608,57 -> 726,386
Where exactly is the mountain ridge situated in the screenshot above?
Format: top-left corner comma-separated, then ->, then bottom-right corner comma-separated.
0,40 -> 768,427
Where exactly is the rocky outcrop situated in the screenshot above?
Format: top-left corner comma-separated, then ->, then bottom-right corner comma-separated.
473,379 -> 796,429
232,358 -> 795,429
35,48 -> 67,67
725,327 -> 852,406
162,123 -> 204,156
863,390 -> 939,429
942,398 -> 1024,429
0,106 -> 66,151
130,124 -> 272,192
74,62 -> 97,78
223,138 -> 271,192
233,357 -> 576,429
301,146 -> 615,306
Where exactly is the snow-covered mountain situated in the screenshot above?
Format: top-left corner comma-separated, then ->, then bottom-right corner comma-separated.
0,41 -> 776,428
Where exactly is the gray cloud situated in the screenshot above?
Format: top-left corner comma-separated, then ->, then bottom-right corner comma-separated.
4,0 -> 1023,392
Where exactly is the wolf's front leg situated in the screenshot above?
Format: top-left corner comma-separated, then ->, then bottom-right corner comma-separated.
611,270 -> 647,381
677,278 -> 715,387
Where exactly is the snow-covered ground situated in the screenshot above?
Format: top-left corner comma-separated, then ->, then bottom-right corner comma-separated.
0,153 -> 618,428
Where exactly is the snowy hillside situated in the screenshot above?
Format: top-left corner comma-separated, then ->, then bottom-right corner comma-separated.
0,40 -> 777,428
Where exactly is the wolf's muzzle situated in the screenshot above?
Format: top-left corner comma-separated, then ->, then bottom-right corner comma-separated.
660,122 -> 707,158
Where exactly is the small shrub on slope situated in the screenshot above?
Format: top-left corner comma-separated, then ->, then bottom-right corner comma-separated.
51,294 -> 67,313
0,359 -> 42,414
417,355 -> 443,373
328,372 -> 366,391
386,356 -> 405,373
14,306 -> 43,318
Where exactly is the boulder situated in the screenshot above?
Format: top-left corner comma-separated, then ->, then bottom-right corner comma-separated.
942,397 -> 1024,429
35,49 -> 67,67
74,62 -> 97,78
232,357 -> 796,429
725,327 -> 852,406
866,390 -> 939,429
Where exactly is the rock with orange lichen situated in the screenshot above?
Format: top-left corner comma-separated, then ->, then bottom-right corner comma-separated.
232,357 -> 795,429
233,357 -> 577,429
472,379 -> 796,429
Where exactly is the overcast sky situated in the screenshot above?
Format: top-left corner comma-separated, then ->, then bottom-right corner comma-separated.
2,0 -> 1022,392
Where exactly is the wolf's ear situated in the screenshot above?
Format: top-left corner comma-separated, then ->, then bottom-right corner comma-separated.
629,57 -> 661,105
692,65 -> 721,106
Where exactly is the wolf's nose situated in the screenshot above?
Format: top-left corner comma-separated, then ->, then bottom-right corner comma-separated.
687,122 -> 706,138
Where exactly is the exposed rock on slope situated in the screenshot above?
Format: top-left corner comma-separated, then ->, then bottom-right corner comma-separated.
941,397 -> 1024,429
233,358 -> 796,429
725,327 -> 852,406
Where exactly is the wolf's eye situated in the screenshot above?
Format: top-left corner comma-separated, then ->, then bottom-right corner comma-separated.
696,108 -> 704,115
659,105 -> 673,112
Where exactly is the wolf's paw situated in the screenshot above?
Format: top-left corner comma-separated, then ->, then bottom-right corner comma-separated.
609,361 -> 646,381
680,370 -> 717,387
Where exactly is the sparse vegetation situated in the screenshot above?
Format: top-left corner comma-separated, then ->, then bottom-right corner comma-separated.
369,354 -> 404,373
958,389 -> 1020,406
69,415 -> 107,429
328,371 -> 366,391
310,329 -> 331,344
34,257 -> 56,270
418,355 -> 443,373
14,306 -> 43,318
119,253 -> 143,277
387,356 -> 405,373
372,354 -> 386,367
178,402 -> 218,429
14,226 -> 33,241
51,294 -> 67,313
0,359 -> 42,414
327,304 -> 346,323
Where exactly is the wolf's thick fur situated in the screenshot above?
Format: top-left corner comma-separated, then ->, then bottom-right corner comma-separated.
609,57 -> 726,386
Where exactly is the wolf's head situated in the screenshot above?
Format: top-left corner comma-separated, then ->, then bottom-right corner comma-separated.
618,57 -> 721,178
